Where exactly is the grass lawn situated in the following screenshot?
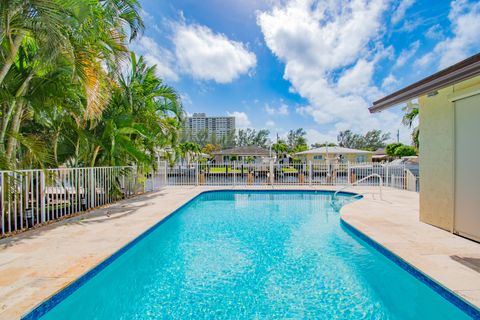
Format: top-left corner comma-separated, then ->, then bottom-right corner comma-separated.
208,167 -> 242,173
282,167 -> 299,173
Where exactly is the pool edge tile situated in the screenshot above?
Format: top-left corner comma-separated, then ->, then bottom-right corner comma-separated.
340,218 -> 480,320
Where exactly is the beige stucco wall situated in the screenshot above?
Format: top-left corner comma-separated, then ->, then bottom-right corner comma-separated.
419,76 -> 480,232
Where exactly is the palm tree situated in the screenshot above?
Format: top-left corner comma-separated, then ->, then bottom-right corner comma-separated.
84,53 -> 183,167
402,101 -> 419,148
272,140 -> 289,161
0,1 -> 147,168
0,0 -> 75,85
178,142 -> 201,165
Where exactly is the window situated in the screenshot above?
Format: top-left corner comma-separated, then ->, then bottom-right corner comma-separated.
313,155 -> 323,160
356,155 -> 366,163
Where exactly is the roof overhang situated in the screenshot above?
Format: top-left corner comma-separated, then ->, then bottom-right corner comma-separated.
370,53 -> 480,113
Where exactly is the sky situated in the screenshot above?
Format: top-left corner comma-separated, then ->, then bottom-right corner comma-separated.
132,0 -> 480,145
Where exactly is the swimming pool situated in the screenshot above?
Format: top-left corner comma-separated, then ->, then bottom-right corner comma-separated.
26,191 -> 477,319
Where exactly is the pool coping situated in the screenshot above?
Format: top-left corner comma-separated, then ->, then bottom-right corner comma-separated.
21,189 -> 355,319
340,218 -> 480,319
16,188 -> 480,319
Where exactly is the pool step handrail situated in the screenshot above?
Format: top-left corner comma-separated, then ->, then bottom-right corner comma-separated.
333,174 -> 383,200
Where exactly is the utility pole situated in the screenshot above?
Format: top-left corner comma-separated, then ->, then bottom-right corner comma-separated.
397,129 -> 400,143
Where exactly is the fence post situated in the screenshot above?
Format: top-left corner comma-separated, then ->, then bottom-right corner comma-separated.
89,168 -> 95,208
162,161 -> 167,186
195,162 -> 199,186
347,161 -> 351,185
40,171 -> 46,223
269,160 -> 274,185
233,161 -> 236,187
385,164 -> 389,187
151,168 -> 155,192
308,161 -> 312,186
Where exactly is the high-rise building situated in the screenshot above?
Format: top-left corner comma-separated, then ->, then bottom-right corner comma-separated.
185,113 -> 235,138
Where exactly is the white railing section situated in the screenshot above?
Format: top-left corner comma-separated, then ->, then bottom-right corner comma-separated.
0,165 -> 168,237
333,174 -> 383,200
0,161 -> 417,237
165,161 -> 415,190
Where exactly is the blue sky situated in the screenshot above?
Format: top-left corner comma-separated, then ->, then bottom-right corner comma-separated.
132,0 -> 480,145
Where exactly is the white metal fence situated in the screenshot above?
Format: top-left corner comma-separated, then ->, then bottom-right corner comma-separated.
0,161 -> 418,237
166,161 -> 419,191
0,166 -> 169,237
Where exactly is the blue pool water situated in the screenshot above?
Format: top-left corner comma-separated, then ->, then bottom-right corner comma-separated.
34,191 -> 474,319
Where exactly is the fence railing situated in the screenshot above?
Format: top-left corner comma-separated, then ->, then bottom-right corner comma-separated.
0,161 -> 418,237
0,166 -> 169,237
165,161 -> 418,191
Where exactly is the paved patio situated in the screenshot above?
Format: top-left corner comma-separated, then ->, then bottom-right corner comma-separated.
0,186 -> 478,319
341,189 -> 480,309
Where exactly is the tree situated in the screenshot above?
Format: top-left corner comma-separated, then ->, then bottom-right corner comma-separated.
203,143 -> 220,154
272,140 -> 288,159
286,128 -> 307,150
385,143 -> 403,157
76,53 -> 183,167
0,1 -> 165,170
311,142 -> 336,148
337,130 -> 363,149
394,145 -> 417,157
363,130 -> 391,151
293,144 -> 308,153
402,101 -> 419,148
0,50 -> 183,170
337,129 -> 390,150
178,142 -> 201,165
236,129 -> 270,148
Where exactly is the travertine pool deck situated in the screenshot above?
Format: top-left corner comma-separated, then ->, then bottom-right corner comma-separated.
340,188 -> 480,310
0,186 -> 478,319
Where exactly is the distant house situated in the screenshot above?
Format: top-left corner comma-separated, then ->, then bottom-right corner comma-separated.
370,53 -> 480,242
211,146 -> 275,163
294,146 -> 373,163
372,148 -> 389,162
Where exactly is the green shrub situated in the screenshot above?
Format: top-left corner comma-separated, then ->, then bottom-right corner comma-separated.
394,145 -> 417,157
385,143 -> 403,156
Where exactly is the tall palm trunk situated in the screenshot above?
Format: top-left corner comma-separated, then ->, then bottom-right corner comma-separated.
0,101 -> 16,151
90,145 -> 101,167
53,130 -> 61,166
0,71 -> 33,150
0,33 -> 25,86
5,100 -> 25,161
5,71 -> 34,162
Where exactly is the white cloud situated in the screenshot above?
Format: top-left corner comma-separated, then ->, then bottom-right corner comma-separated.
437,0 -> 480,68
227,111 -> 251,128
266,120 -> 276,127
425,24 -> 444,40
414,52 -> 433,67
174,23 -> 257,83
391,0 -> 415,25
265,103 -> 289,115
180,93 -> 192,106
416,0 -> 480,69
257,0 -> 404,138
381,74 -> 399,90
139,9 -> 161,33
305,128 -> 338,145
394,40 -> 420,68
131,36 -> 179,82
